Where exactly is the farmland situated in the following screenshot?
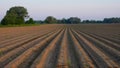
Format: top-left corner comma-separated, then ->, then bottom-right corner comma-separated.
0,24 -> 120,68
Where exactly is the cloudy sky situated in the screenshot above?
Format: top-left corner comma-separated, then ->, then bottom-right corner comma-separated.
0,0 -> 120,20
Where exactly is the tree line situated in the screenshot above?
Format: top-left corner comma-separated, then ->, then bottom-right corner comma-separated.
0,6 -> 120,25
36,16 -> 120,24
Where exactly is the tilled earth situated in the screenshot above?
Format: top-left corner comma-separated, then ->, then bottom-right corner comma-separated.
0,24 -> 120,68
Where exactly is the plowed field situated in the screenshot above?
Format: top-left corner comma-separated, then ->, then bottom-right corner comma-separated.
0,24 -> 120,68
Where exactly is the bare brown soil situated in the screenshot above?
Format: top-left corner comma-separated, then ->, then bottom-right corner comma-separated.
0,24 -> 120,68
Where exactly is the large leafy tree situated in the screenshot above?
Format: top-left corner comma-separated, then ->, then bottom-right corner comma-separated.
1,6 -> 28,25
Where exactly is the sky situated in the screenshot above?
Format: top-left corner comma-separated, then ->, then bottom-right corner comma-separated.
0,0 -> 120,20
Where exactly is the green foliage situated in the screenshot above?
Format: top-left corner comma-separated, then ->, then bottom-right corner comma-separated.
60,18 -> 68,24
103,17 -> 120,23
1,6 -> 28,25
56,17 -> 81,24
82,17 -> 120,24
44,16 -> 57,24
1,7 -> 120,25
7,6 -> 28,18
34,20 -> 44,24
1,18 -> 7,25
68,17 -> 81,24
82,20 -> 103,24
0,24 -> 41,27
1,13 -> 16,25
26,18 -> 35,24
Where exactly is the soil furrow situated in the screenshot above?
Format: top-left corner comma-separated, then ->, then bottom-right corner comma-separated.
72,29 -> 112,68
69,28 -> 95,68
30,28 -> 64,68
0,29 -> 57,55
56,28 -> 70,68
77,31 -> 120,66
0,28 -> 62,67
80,31 -> 120,51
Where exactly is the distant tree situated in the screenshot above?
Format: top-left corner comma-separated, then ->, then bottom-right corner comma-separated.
103,17 -> 120,23
67,17 -> 81,24
61,18 -> 68,24
57,18 -> 67,24
44,16 -> 57,24
34,20 -> 44,24
1,6 -> 28,25
82,20 -> 103,24
57,20 -> 62,24
25,18 -> 35,24
82,20 -> 90,23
